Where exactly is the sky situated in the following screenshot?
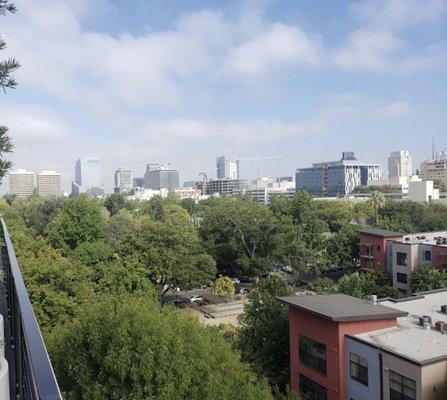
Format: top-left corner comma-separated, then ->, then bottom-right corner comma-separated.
1,0 -> 446,193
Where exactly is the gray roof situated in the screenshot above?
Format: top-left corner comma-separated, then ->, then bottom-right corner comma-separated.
278,294 -> 408,322
357,227 -> 403,238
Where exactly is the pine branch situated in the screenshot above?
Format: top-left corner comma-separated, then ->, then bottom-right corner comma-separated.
0,1 -> 16,15
0,58 -> 20,91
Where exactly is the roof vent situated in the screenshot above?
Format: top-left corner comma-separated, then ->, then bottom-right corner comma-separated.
435,321 -> 447,334
371,295 -> 377,305
441,305 -> 447,314
419,315 -> 432,327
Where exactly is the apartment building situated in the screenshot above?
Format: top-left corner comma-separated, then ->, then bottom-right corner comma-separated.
8,169 -> 35,197
37,170 -> 61,197
280,291 -> 447,400
420,159 -> 447,186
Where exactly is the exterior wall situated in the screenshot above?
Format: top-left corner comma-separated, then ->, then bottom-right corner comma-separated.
289,307 -> 396,400
418,244 -> 434,267
392,242 -> 419,295
382,352 -> 422,400
345,337 -> 381,400
359,233 -> 403,271
296,167 -> 324,196
420,160 -> 447,185
37,172 -> 61,197
421,360 -> 447,400
9,170 -> 35,197
433,245 -> 447,269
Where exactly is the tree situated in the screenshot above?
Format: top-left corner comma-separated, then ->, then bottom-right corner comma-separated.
370,191 -> 386,226
46,196 -> 106,253
412,266 -> 447,292
211,276 -> 235,296
239,275 -> 293,394
325,225 -> 359,267
434,179 -> 447,193
315,200 -> 355,233
103,193 -> 131,216
49,295 -> 275,400
71,240 -> 113,270
313,277 -> 335,294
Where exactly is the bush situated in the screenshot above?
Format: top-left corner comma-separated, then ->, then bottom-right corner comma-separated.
211,276 -> 235,296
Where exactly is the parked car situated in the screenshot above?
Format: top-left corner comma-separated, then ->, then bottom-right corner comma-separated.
186,295 -> 204,303
239,287 -> 251,294
282,265 -> 293,274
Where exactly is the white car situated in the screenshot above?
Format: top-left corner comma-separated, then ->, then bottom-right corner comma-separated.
186,295 -> 204,303
282,265 -> 293,273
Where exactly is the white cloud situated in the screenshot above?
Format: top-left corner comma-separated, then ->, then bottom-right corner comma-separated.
374,101 -> 415,117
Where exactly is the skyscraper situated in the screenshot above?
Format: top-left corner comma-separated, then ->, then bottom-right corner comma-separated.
388,150 -> 412,185
114,168 -> 133,193
71,157 -> 104,196
8,169 -> 35,197
37,171 -> 61,197
144,163 -> 179,190
216,156 -> 238,179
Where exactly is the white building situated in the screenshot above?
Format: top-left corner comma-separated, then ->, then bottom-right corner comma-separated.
114,168 -> 133,193
170,187 -> 202,200
408,177 -> 439,202
72,157 -> 104,197
8,169 -> 35,197
216,156 -> 238,179
37,171 -> 61,197
388,150 -> 412,185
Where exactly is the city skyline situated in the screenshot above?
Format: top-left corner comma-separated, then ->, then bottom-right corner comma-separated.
0,0 -> 446,193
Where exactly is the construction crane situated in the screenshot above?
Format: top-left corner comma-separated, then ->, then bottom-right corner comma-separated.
235,155 -> 283,180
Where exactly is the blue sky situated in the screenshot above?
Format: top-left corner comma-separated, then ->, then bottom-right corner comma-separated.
1,0 -> 446,192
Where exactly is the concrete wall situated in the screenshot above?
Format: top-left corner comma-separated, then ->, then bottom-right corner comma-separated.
392,242 -> 419,295
421,361 -> 447,400
345,338 -> 381,400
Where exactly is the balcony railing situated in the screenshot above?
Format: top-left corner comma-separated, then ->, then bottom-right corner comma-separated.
0,219 -> 62,400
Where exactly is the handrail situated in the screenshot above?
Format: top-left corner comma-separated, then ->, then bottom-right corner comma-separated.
0,218 -> 62,400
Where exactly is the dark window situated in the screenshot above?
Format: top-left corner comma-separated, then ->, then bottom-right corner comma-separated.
424,250 -> 431,262
299,335 -> 326,375
299,374 -> 327,400
377,245 -> 381,251
397,252 -> 407,266
389,370 -> 416,400
397,273 -> 408,284
350,353 -> 368,386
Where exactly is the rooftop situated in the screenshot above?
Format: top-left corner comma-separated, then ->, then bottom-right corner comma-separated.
358,227 -> 404,238
278,294 -> 407,322
353,290 -> 447,364
393,231 -> 447,247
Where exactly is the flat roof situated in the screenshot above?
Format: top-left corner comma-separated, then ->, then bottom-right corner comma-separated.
353,291 -> 447,364
358,227 -> 403,237
278,294 -> 407,322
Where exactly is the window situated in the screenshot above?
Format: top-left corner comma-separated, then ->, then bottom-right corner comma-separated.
389,371 -> 416,400
299,374 -> 327,400
397,252 -> 407,266
299,335 -> 327,375
350,353 -> 368,386
377,245 -> 381,251
424,250 -> 431,262
397,273 -> 408,284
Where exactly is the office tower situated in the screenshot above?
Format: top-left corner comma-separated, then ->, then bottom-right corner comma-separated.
71,157 -> 104,196
216,156 -> 238,179
37,171 -> 61,197
296,152 -> 383,197
420,159 -> 447,186
388,151 -> 412,185
144,163 -> 179,190
8,169 -> 35,197
114,168 -> 133,193
133,177 -> 145,188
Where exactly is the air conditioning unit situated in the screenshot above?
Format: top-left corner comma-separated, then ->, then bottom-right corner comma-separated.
435,321 -> 447,333
441,305 -> 447,315
419,315 -> 432,327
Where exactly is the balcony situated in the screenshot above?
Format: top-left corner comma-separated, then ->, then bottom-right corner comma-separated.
360,244 -> 374,259
0,219 -> 62,400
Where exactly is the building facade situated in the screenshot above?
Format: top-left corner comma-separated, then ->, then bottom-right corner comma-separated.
144,164 -> 179,190
8,169 -> 35,197
281,291 -> 447,400
37,171 -> 61,197
203,178 -> 248,196
420,159 -> 447,186
71,157 -> 104,196
216,156 -> 238,179
296,152 -> 383,197
133,177 -> 145,188
408,177 -> 439,202
388,151 -> 412,185
114,168 -> 133,193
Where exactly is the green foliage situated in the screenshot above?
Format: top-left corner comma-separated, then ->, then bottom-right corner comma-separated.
433,179 -> 447,193
325,225 -> 359,267
369,191 -> 386,226
211,276 -> 236,296
412,266 -> 447,292
313,277 -> 335,294
71,240 -> 113,269
337,271 -> 402,300
103,193 -> 131,216
46,196 -> 106,252
49,295 -> 274,400
239,275 -> 293,394
315,200 -> 355,232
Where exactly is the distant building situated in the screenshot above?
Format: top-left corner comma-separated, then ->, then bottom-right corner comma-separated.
216,156 -> 238,179
144,163 -> 179,190
71,157 -> 104,197
388,150 -> 412,185
420,159 -> 447,186
408,177 -> 439,202
8,169 -> 35,197
114,168 -> 133,193
133,177 -> 145,188
183,180 -> 198,188
170,187 -> 202,200
37,171 -> 61,197
203,178 -> 248,196
296,152 -> 383,197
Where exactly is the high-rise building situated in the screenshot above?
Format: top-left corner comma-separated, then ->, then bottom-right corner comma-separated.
420,159 -> 447,186
8,169 -> 35,197
133,177 -> 145,188
203,178 -> 249,196
216,156 -> 238,179
37,171 -> 61,197
144,163 -> 179,190
296,152 -> 383,197
71,157 -> 104,196
388,150 -> 412,185
114,168 -> 133,193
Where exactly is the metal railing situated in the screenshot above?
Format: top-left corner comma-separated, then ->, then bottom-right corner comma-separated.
0,219 -> 62,400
